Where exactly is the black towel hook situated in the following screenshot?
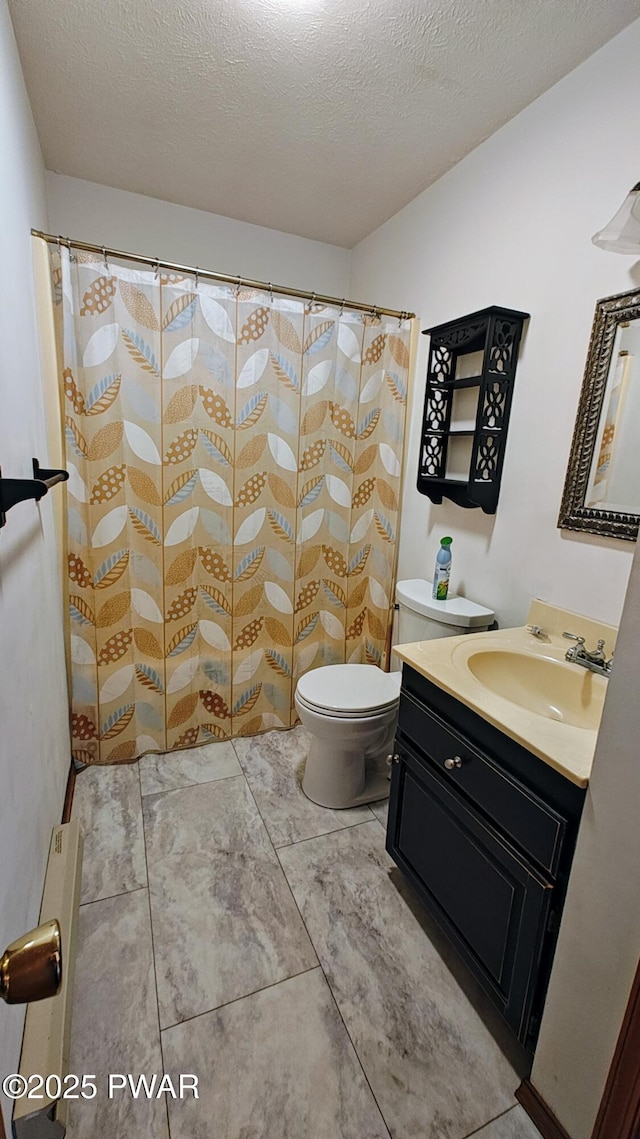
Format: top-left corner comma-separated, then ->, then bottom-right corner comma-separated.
0,458 -> 69,530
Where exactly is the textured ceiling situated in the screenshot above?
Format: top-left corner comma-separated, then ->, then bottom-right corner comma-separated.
8,0 -> 639,247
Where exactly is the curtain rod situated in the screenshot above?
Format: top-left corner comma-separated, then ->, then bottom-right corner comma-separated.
31,230 -> 415,322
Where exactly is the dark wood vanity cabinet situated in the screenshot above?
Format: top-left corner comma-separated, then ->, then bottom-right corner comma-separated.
386,665 -> 586,1051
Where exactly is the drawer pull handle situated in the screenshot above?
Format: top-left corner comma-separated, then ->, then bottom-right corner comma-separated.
386,753 -> 400,766
444,756 -> 463,770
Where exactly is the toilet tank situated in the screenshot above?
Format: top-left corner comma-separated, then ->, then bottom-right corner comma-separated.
390,579 -> 495,671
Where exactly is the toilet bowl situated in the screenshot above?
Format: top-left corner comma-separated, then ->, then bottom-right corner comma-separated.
295,579 -> 495,810
295,664 -> 402,808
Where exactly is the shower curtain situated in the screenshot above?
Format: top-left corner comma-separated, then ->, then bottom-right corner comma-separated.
52,247 -> 412,764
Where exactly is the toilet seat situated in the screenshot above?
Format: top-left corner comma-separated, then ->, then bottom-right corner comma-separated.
295,690 -> 399,720
296,664 -> 402,716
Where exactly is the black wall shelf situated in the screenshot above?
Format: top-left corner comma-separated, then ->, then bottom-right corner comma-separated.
418,306 -> 529,513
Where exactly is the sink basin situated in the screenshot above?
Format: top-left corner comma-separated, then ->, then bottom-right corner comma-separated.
394,601 -> 617,784
463,649 -> 606,729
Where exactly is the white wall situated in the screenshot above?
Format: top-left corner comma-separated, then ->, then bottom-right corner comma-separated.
350,18 -> 640,631
0,1 -> 70,1125
46,173 -> 351,298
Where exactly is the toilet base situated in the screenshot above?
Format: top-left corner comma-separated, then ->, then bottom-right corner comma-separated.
302,764 -> 390,809
300,715 -> 396,810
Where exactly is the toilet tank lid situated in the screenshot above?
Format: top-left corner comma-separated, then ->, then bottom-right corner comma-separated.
395,579 -> 495,628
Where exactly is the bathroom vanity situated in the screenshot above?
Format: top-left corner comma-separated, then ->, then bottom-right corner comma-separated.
386,603 -> 614,1051
387,666 -> 584,1049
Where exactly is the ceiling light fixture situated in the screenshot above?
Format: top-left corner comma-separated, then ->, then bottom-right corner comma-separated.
592,183 -> 640,254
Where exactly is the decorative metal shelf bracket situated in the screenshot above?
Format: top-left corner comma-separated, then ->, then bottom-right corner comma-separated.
0,458 -> 69,529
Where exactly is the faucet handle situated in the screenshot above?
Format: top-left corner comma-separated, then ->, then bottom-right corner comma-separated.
590,638 -> 607,663
563,631 -> 586,662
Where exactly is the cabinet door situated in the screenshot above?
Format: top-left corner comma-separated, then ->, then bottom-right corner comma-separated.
397,690 -> 566,876
387,744 -> 552,1046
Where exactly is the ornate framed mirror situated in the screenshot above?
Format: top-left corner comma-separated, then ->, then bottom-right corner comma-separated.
559,287 -> 640,542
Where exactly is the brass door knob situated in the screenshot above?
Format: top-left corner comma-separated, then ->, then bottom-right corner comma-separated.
0,918 -> 62,1004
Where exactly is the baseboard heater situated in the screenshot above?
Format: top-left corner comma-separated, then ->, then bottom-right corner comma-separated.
13,821 -> 83,1139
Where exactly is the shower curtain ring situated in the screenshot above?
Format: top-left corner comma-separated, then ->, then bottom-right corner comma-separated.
56,235 -> 62,255
154,258 -> 160,281
195,267 -> 200,288
102,246 -> 110,273
340,298 -> 346,316
268,282 -> 274,303
235,275 -> 242,298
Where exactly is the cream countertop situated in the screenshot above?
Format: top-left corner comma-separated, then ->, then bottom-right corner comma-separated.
393,600 -> 617,788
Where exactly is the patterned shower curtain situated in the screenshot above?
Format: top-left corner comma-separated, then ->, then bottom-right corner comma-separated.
52,248 -> 411,764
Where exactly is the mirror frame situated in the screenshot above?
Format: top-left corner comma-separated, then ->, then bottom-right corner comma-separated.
559,286 -> 640,542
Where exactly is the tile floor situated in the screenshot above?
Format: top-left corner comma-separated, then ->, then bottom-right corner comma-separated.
68,725 -> 542,1139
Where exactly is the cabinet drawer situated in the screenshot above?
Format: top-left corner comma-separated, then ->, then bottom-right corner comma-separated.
397,691 -> 565,876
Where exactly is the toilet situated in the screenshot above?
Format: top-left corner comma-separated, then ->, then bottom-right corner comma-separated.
295,578 -> 495,809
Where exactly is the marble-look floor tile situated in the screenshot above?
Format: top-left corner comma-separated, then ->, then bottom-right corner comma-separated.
370,798 -> 389,829
162,967 -> 390,1139
143,776 -> 317,1028
279,821 -> 519,1139
139,740 -> 241,796
71,763 -> 146,904
232,726 -> 375,847
66,890 -> 168,1139
467,1105 -> 543,1138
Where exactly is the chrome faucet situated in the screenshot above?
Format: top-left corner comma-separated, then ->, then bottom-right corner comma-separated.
563,632 -> 613,677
